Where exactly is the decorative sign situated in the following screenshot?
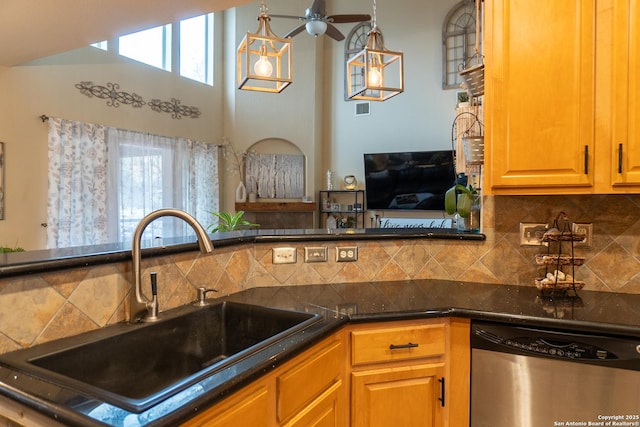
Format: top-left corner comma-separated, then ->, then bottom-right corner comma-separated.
378,217 -> 453,229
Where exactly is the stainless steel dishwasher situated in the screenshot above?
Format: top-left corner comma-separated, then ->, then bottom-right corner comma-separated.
471,321 -> 640,427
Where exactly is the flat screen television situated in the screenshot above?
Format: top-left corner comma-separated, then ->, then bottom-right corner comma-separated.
363,150 -> 456,211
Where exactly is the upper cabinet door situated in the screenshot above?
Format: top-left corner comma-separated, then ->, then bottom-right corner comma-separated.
485,0 -> 596,194
611,0 -> 640,186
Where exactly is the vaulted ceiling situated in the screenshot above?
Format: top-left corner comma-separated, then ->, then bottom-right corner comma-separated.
0,0 -> 252,66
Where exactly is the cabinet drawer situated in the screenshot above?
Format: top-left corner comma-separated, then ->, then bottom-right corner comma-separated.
277,339 -> 343,422
351,323 -> 446,366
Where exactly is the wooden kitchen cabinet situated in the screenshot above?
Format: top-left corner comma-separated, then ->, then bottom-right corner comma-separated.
181,381 -> 273,427
347,318 -> 470,427
181,318 -> 470,427
181,331 -> 346,427
610,0 -> 640,187
484,0 -> 640,194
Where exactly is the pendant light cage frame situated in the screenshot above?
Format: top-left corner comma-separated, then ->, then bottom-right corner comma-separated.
346,0 -> 404,102
346,29 -> 404,101
237,3 -> 292,93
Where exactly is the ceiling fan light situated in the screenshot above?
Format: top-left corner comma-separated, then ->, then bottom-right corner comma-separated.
306,20 -> 327,36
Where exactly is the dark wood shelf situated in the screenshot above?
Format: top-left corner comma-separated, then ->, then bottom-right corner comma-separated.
236,202 -> 317,212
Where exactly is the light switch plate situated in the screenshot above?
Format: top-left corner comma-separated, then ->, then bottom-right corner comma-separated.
519,223 -> 548,246
304,246 -> 328,262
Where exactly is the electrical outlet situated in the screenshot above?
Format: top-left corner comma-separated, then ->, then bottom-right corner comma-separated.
336,246 -> 358,262
304,246 -> 328,262
573,223 -> 593,248
336,303 -> 358,316
519,223 -> 548,246
272,247 -> 297,264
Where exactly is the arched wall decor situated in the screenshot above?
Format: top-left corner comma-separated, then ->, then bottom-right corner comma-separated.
244,138 -> 305,199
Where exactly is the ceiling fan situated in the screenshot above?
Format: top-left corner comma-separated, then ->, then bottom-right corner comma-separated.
271,0 -> 371,41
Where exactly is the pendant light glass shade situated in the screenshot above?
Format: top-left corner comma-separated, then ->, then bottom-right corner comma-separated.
237,2 -> 292,93
347,27 -> 404,101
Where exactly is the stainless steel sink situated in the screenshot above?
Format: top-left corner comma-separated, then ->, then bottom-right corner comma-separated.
0,301 -> 319,412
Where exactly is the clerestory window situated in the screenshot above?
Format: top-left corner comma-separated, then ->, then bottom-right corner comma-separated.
91,13 -> 214,86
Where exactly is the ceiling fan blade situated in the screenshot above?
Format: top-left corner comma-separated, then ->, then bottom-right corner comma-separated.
284,24 -> 308,38
310,0 -> 327,15
270,14 -> 306,21
324,23 -> 345,41
328,14 -> 372,24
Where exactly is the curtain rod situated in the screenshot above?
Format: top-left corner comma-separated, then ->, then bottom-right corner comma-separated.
39,114 -> 222,146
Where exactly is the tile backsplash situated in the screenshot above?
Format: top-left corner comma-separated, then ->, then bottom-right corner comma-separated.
1,194 -> 640,354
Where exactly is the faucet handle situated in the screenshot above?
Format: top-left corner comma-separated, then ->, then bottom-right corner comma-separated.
196,287 -> 218,306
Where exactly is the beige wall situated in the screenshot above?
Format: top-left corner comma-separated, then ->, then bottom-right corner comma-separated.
0,0 -> 461,251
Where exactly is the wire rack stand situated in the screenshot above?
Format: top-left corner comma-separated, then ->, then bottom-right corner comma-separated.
534,212 -> 587,297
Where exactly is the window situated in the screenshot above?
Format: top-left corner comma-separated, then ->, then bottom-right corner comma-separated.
442,1 -> 479,90
180,14 -> 214,85
47,118 -> 219,249
119,24 -> 172,71
90,41 -> 108,51
344,22 -> 372,100
93,13 -> 214,85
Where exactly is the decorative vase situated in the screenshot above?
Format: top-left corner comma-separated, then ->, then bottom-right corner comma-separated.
343,175 -> 357,190
235,181 -> 247,203
456,194 -> 481,232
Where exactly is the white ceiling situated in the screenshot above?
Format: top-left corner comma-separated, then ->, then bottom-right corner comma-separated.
0,0 -> 253,66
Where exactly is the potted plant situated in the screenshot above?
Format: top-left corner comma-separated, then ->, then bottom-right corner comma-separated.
208,210 -> 259,233
444,183 -> 480,231
457,91 -> 470,108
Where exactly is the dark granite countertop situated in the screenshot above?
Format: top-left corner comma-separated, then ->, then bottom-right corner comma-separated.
0,228 -> 484,278
1,279 -> 639,426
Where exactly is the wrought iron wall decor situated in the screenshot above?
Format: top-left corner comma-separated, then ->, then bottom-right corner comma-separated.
75,82 -> 145,108
148,98 -> 201,119
74,81 -> 201,119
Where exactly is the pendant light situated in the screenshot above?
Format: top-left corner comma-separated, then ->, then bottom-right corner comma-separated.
346,0 -> 404,101
237,1 -> 293,93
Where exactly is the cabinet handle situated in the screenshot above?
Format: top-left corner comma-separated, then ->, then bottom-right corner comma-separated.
389,342 -> 419,350
584,145 -> 589,174
618,143 -> 623,174
438,378 -> 446,407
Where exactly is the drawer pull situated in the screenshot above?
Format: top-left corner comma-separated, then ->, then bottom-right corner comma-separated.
438,377 -> 446,407
389,342 -> 419,350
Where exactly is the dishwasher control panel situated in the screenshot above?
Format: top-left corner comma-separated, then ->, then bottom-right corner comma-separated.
502,336 -> 612,360
473,324 -> 620,361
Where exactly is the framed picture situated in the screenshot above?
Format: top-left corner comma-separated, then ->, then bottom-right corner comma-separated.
331,203 -> 341,212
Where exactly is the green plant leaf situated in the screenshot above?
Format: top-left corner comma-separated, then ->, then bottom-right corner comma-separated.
208,210 -> 259,233
457,193 -> 474,218
444,184 -> 475,215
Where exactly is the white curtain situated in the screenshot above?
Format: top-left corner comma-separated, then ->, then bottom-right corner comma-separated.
47,118 -> 219,249
47,118 -> 108,248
